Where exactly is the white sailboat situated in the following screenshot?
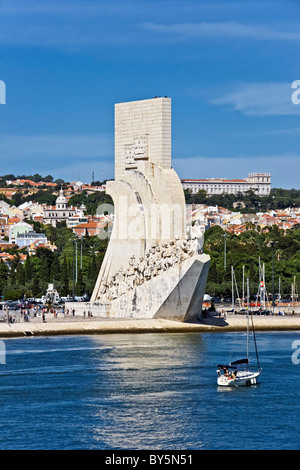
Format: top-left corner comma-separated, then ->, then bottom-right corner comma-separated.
217,278 -> 262,387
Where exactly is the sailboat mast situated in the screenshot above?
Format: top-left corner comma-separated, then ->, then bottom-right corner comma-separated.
263,263 -> 266,310
247,277 -> 250,368
242,265 -> 245,309
251,308 -> 260,371
232,266 -> 234,311
257,256 -> 261,308
249,275 -> 260,372
293,276 -> 296,309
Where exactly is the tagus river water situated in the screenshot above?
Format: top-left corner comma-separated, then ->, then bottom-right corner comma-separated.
0,331 -> 299,450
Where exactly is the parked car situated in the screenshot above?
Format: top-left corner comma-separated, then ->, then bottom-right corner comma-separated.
4,301 -> 20,310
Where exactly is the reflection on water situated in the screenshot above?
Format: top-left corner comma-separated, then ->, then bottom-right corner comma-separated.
87,333 -> 206,449
0,332 -> 299,450
87,335 -> 202,449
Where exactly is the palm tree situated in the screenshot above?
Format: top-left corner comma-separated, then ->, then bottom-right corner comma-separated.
275,248 -> 283,262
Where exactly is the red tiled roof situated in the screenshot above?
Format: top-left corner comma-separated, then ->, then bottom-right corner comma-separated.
74,222 -> 99,229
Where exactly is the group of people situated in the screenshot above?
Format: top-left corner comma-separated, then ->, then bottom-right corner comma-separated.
0,304 -> 98,323
82,310 -> 93,318
98,235 -> 203,302
0,309 -> 17,323
1,306 -> 32,323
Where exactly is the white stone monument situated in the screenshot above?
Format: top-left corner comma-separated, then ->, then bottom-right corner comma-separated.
79,97 -> 210,321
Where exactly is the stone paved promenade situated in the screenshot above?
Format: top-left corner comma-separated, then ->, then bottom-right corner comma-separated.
0,311 -> 299,338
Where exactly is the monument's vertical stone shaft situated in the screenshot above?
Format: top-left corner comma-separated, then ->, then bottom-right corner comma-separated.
91,97 -> 210,322
115,97 -> 171,179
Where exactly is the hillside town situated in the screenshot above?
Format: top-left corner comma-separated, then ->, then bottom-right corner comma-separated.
0,176 -> 299,271
0,179 -> 112,267
188,204 -> 300,235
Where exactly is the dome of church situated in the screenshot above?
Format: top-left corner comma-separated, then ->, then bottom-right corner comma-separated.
56,189 -> 67,207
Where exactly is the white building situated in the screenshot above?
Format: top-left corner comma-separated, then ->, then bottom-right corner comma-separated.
9,222 -> 33,243
182,173 -> 271,197
43,189 -> 76,227
8,222 -> 47,247
15,231 -> 48,248
66,212 -> 88,229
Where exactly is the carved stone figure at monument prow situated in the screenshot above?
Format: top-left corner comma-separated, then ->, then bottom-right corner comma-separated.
95,236 -> 204,302
87,97 -> 210,321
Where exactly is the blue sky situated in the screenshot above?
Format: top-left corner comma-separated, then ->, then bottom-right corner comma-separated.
0,0 -> 299,188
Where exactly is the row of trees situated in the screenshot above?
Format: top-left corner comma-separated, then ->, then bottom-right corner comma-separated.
204,225 -> 300,300
1,178 -> 300,212
1,222 -> 299,302
184,188 -> 300,211
0,173 -> 56,188
0,183 -> 299,302
0,183 -> 112,300
0,223 -> 109,301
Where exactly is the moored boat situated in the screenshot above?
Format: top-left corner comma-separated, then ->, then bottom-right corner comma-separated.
217,359 -> 261,387
217,278 -> 262,387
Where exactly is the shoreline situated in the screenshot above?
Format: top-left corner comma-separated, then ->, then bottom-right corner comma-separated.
0,314 -> 300,338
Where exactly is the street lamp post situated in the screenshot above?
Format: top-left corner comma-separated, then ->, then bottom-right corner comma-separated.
270,241 -> 277,313
272,242 -> 275,311
72,240 -> 75,300
223,231 -> 227,271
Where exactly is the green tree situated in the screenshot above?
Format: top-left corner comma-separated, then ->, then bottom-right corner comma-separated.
0,260 -> 9,297
50,253 -> 61,281
15,263 -> 25,287
32,275 -> 40,297
4,289 -> 24,301
75,268 -> 85,296
36,247 -> 55,287
24,255 -> 32,283
60,254 -> 69,296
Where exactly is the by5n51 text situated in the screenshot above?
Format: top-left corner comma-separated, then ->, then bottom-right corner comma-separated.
148,455 -> 192,465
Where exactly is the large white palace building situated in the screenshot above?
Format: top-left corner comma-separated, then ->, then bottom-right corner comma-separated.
181,173 -> 271,196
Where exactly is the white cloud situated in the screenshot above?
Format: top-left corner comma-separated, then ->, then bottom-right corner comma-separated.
210,82 -> 300,116
1,2 -> 300,49
0,1 -> 142,47
142,21 -> 300,42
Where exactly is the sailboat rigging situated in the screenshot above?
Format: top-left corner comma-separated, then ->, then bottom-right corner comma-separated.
216,278 -> 262,387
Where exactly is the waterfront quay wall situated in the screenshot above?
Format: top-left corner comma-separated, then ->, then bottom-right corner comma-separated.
65,302 -> 110,317
68,301 -> 300,317
0,314 -> 299,338
227,307 -> 300,315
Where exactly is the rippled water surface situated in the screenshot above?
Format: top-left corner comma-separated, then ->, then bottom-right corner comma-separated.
0,331 -> 299,450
